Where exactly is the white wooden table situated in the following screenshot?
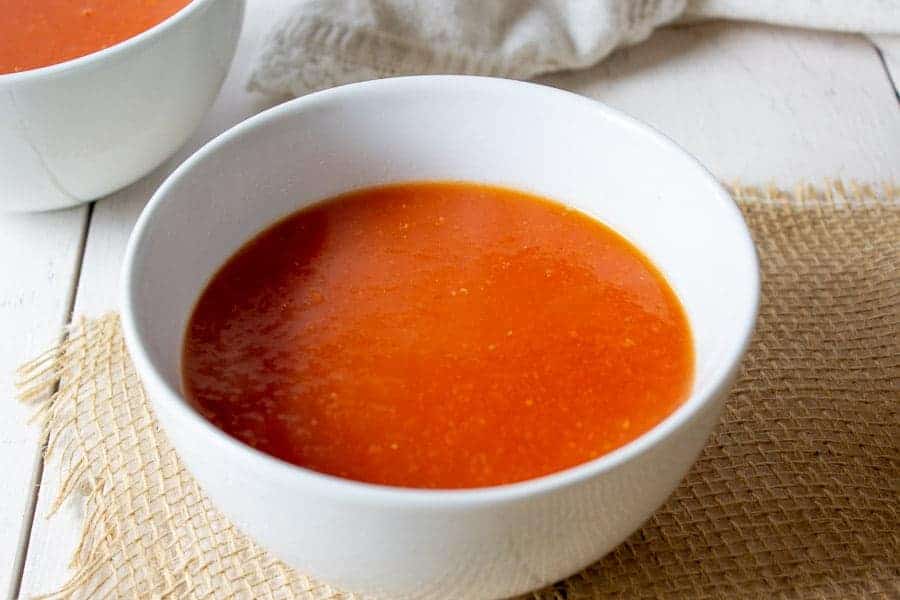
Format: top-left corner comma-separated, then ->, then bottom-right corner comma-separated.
2,2 -> 898,597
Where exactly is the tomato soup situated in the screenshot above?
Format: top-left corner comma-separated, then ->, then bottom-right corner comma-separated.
183,182 -> 693,489
0,0 -> 191,74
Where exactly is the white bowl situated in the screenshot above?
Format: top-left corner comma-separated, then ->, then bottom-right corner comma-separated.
121,76 -> 759,600
0,0 -> 244,212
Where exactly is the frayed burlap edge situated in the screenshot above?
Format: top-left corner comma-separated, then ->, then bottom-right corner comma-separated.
16,318 -> 346,599
17,320 -> 118,599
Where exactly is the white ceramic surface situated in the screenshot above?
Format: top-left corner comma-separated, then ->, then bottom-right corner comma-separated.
121,76 -> 760,600
0,0 -> 244,212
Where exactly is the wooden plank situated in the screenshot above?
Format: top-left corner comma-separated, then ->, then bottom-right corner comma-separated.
870,34 -> 900,99
0,206 -> 88,599
539,23 -> 900,185
17,1 -> 280,595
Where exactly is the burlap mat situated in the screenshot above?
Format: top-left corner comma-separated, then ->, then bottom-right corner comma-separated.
17,182 -> 900,599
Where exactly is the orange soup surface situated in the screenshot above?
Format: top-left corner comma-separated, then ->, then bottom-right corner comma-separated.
0,0 -> 191,74
183,183 -> 693,489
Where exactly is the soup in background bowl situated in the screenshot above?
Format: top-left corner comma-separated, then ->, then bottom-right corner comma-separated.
1,0 -> 192,74
122,76 -> 759,600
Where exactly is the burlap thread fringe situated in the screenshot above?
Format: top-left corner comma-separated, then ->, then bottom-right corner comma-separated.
15,181 -> 900,599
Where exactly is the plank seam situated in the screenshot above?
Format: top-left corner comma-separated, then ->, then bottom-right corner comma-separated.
870,40 -> 900,103
9,202 -> 95,600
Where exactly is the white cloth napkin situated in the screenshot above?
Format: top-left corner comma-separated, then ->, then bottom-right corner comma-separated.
248,0 -> 900,98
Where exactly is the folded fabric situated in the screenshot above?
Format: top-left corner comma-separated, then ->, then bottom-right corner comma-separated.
248,0 -> 900,97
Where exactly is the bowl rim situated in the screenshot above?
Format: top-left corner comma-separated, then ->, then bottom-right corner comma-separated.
0,0 -> 219,82
121,75 -> 760,508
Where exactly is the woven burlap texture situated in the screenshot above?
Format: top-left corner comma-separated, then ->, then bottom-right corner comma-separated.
17,182 -> 900,599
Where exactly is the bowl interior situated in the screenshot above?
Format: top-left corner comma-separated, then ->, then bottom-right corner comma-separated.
126,76 -> 758,455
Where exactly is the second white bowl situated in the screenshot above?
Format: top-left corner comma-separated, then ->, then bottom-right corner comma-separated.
0,0 -> 244,211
